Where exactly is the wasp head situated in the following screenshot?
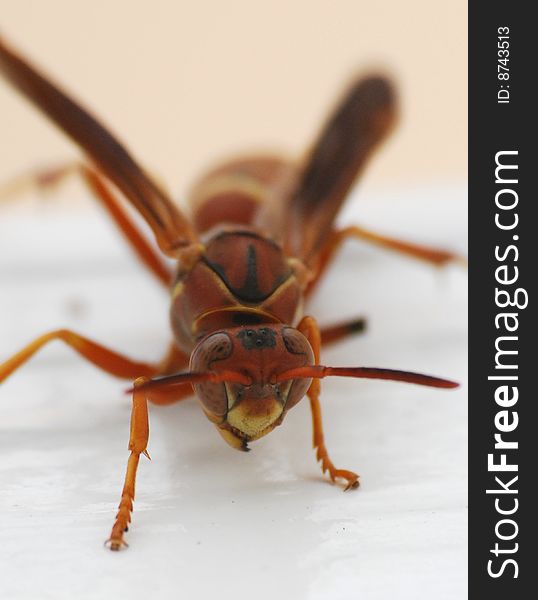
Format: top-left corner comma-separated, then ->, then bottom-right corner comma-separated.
189,325 -> 314,450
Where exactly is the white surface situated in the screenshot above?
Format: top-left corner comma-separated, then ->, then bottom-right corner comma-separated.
0,183 -> 467,600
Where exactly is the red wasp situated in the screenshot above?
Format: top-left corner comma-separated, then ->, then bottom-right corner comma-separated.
0,36 -> 459,550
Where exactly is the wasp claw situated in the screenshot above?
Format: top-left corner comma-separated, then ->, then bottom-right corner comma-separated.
104,537 -> 129,551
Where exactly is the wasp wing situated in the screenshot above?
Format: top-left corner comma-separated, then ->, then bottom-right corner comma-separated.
284,76 -> 396,263
0,36 -> 197,256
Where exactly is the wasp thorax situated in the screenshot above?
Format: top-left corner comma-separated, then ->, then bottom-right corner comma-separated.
189,325 -> 314,450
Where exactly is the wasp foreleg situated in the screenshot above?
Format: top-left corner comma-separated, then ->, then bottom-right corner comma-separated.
106,376 -> 151,551
297,316 -> 360,491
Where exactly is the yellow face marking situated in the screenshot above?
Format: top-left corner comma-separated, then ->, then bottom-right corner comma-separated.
226,398 -> 284,440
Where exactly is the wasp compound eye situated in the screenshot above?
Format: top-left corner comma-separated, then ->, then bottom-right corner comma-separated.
190,332 -> 233,417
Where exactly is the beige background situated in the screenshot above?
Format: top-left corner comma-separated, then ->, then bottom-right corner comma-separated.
0,0 -> 467,199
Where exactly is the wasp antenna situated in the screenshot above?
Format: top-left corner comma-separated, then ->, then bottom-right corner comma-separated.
276,365 -> 459,389
126,370 -> 252,395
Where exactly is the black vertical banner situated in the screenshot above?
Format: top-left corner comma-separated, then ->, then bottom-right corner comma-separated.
469,3 -> 535,599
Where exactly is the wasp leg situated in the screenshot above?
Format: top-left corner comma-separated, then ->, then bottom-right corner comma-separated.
0,329 -> 191,384
0,331 -> 191,549
320,317 -> 366,345
0,329 -> 163,383
297,316 -> 359,491
307,224 -> 464,295
0,162 -> 173,286
106,376 -> 151,551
